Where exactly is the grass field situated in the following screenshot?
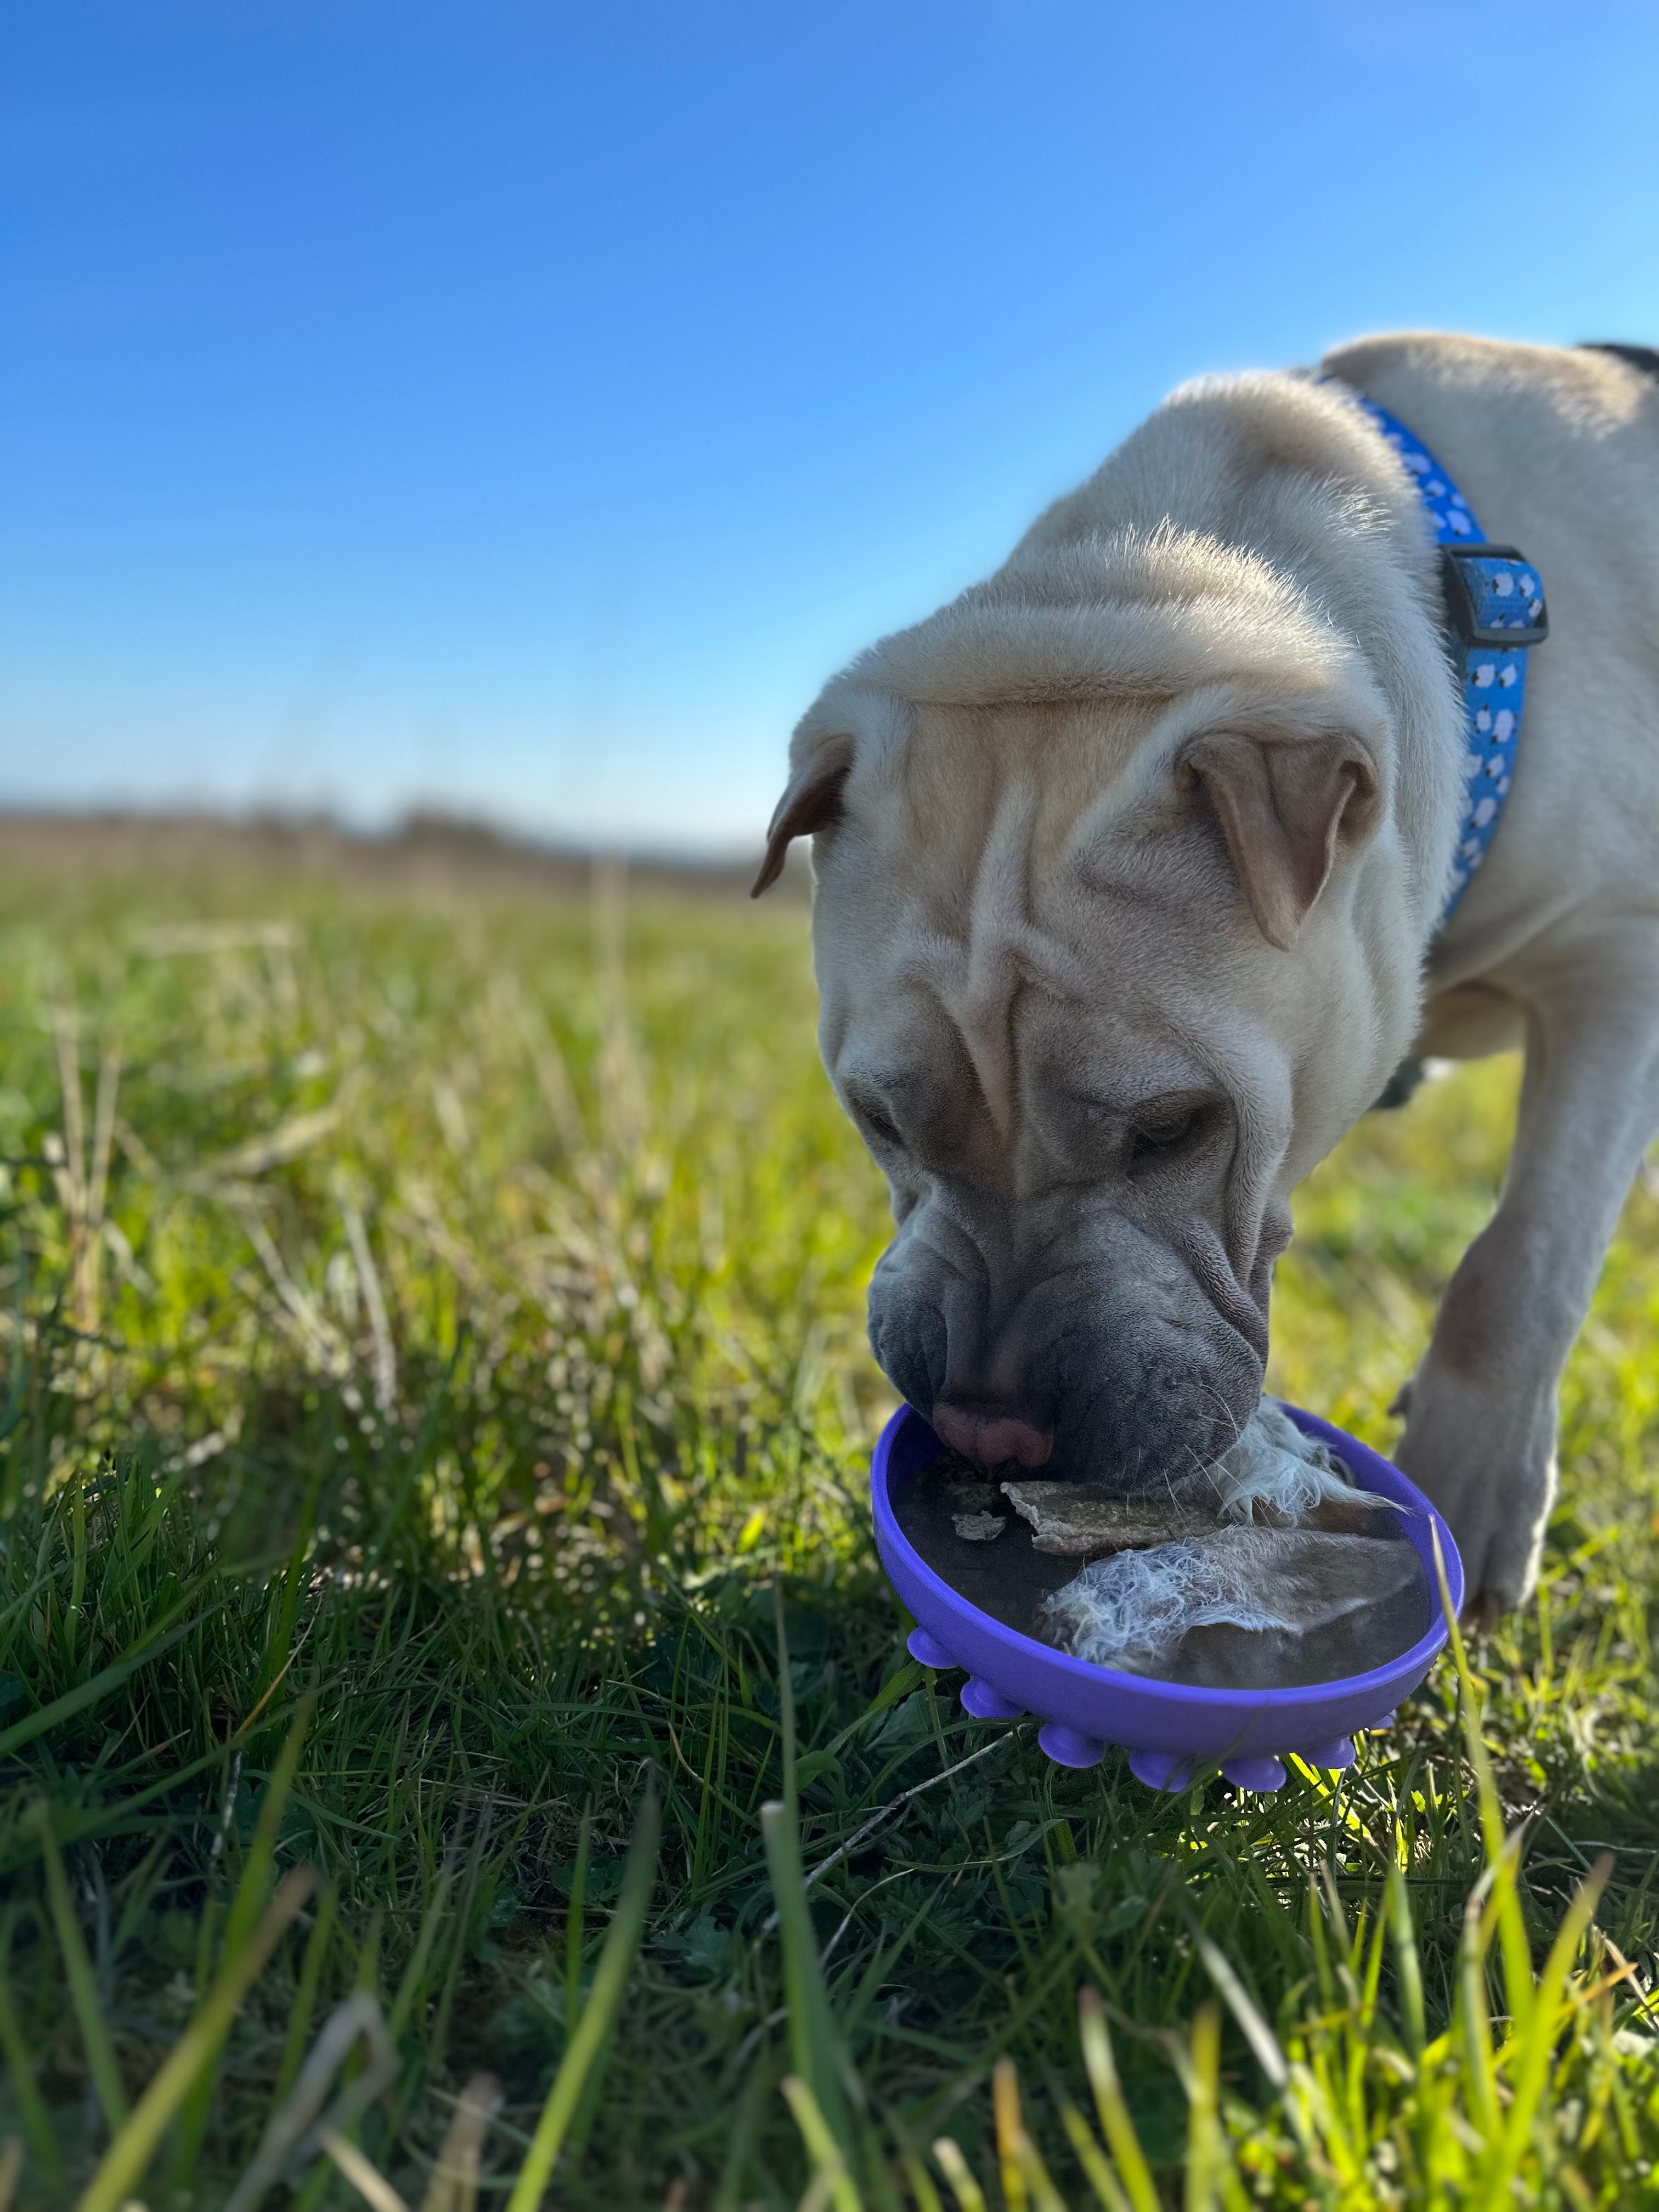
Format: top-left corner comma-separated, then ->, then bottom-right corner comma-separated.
3,851 -> 1659,2210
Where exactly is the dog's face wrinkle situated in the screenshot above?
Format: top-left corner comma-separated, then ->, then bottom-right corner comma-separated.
884,770 -> 1103,1149
1169,1215 -> 1272,1357
856,1028 -> 1280,1384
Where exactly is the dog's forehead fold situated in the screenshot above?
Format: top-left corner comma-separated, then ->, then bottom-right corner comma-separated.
884,774 -> 1087,1141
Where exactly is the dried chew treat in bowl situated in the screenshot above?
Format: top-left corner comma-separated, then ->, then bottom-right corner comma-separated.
1035,1524 -> 1427,1689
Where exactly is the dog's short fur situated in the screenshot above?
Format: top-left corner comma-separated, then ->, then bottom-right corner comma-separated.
755,335 -> 1659,1618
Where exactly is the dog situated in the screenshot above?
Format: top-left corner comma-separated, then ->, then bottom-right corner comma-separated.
754,334 -> 1659,1621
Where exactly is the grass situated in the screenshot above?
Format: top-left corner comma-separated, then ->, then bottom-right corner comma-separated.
1,851 -> 1658,2208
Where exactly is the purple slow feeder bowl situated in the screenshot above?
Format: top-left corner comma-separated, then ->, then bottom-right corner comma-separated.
872,1401 -> 1462,1794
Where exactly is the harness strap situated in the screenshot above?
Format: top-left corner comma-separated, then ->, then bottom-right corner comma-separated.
1330,386 -> 1549,924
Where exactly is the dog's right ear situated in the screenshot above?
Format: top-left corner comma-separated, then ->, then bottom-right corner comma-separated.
751,735 -> 855,897
1181,729 -> 1379,950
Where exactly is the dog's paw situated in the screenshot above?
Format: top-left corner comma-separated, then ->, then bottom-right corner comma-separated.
1391,1360 -> 1557,1620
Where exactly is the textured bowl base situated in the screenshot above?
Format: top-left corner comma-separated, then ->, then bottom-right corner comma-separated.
911,1628 -> 1367,1790
1130,1741 -> 1360,1793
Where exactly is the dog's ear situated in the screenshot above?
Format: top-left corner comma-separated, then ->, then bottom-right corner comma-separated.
751,735 -> 855,897
1182,731 -> 1380,950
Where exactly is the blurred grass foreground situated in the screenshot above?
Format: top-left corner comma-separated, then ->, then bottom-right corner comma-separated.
3,821 -> 1659,2209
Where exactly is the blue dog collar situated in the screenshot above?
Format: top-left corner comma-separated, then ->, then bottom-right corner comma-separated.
1336,388 -> 1549,922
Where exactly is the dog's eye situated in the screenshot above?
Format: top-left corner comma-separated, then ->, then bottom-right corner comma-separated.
850,1095 -> 904,1151
1127,1107 -> 1204,1165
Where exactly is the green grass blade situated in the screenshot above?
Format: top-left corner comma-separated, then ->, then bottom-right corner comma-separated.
713,2050 -> 780,2212
1189,1922 -> 1287,2090
223,1694 -> 314,1960
1385,1863 -> 1425,2059
37,1810 -> 128,2132
992,2058 -> 1029,2212
1077,1988 -> 1160,2212
565,1805 -> 592,2047
0,1599 -> 228,1764
761,1795 -> 853,2155
781,2074 -> 864,2212
75,1866 -> 317,2212
1485,1852 -> 1613,2204
1057,2096 -> 1132,2212
899,2148 -> 946,2212
774,1581 -> 798,1808
275,1883 -> 338,2104
365,1332 -> 466,1572
386,1860 -> 456,2047
993,2063 -> 1065,2212
1457,1890 -> 1500,2149
316,2125 -> 410,2212
173,1696 -> 314,2187
1432,1523 -> 1534,2034
1184,2003 -> 1222,2212
931,2136 -> 988,2212
503,1785 -> 660,2212
0,1914 -> 64,2188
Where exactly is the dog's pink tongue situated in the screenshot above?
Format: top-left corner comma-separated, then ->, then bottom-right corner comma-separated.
932,1403 -> 1053,1468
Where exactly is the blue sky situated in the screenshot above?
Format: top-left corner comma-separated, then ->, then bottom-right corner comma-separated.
4,3 -> 1656,853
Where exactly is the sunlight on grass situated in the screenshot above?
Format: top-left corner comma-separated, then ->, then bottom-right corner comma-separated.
1,856 -> 1657,2207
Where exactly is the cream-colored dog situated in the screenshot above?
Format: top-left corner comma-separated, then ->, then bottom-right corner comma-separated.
754,334 -> 1659,1620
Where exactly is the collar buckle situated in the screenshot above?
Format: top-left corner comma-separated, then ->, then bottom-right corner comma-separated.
1440,544 -> 1550,648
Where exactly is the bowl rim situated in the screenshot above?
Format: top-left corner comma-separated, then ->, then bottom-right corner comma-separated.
871,1400 -> 1463,1711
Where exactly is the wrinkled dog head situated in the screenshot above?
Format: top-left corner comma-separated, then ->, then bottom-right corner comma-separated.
756,379 -> 1454,1489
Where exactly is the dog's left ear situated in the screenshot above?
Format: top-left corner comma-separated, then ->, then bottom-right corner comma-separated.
1182,731 -> 1380,950
751,734 -> 855,897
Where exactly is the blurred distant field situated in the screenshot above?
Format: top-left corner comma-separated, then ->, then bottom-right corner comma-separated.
3,833 -> 1659,2209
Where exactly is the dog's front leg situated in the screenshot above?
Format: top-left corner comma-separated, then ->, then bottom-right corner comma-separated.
1395,929 -> 1659,1621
